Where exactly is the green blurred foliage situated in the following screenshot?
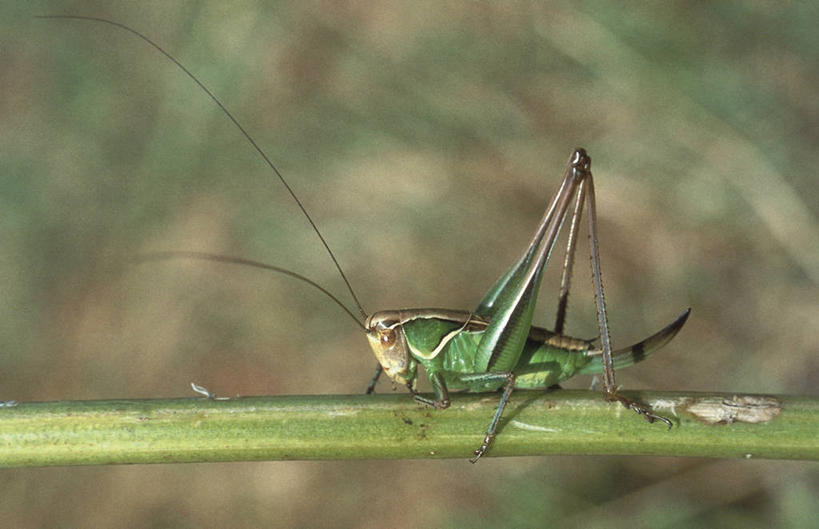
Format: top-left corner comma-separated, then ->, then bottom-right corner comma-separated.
1,1 -> 817,528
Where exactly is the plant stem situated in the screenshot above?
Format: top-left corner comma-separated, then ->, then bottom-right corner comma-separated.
0,390 -> 814,467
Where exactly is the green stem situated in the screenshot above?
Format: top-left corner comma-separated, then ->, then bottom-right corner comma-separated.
0,390 -> 815,467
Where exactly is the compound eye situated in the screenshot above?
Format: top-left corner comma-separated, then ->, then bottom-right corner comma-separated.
380,329 -> 396,346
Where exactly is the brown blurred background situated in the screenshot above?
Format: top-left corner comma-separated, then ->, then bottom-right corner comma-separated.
2,1 -> 817,527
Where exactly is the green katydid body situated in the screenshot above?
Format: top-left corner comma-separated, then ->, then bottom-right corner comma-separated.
367,308 -> 688,394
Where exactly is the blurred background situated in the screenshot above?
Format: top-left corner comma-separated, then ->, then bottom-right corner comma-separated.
2,1 -> 817,527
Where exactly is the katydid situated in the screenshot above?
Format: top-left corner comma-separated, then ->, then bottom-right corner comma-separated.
364,148 -> 689,461
41,16 -> 690,462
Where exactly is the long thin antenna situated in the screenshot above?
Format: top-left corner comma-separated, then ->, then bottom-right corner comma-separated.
136,251 -> 366,331
37,14 -> 369,320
